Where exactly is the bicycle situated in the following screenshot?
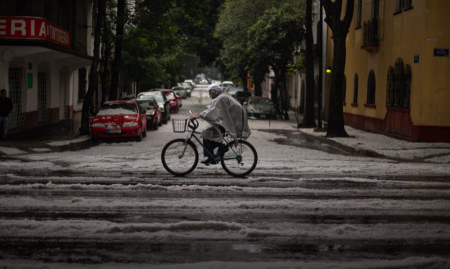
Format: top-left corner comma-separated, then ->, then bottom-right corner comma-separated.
161,111 -> 258,177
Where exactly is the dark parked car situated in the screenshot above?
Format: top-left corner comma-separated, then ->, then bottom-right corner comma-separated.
244,96 -> 277,119
137,91 -> 171,124
235,91 -> 252,105
122,94 -> 136,100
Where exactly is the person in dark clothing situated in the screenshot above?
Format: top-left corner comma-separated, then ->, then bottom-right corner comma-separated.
0,89 -> 14,139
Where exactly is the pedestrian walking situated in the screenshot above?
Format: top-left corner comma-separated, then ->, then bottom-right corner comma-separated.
0,89 -> 13,139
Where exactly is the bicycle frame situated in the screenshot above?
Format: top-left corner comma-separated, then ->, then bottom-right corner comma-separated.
183,125 -> 239,162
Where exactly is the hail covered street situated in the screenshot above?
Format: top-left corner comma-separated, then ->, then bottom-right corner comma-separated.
1,90 -> 450,269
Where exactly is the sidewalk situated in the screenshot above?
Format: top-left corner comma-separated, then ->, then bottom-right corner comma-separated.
298,125 -> 450,164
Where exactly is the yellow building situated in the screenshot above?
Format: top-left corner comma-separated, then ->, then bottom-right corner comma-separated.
326,0 -> 450,142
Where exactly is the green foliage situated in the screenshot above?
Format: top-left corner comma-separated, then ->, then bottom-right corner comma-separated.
216,0 -> 305,85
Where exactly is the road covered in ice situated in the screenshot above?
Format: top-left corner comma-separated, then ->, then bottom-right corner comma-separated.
1,97 -> 450,268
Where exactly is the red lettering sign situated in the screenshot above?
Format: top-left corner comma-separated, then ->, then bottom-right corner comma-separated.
0,17 -> 71,48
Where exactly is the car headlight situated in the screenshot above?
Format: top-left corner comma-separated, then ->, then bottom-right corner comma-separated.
90,123 -> 105,128
123,122 -> 138,127
170,101 -> 176,106
247,106 -> 256,112
147,115 -> 154,120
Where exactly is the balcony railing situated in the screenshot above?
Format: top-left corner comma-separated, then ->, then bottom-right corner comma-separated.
362,18 -> 380,51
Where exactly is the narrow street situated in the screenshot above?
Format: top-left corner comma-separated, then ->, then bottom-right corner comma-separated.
1,93 -> 450,268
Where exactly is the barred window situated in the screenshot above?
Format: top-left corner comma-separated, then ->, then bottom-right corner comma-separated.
386,59 -> 411,108
58,0 -> 69,29
386,67 -> 395,107
367,70 -> 376,105
353,74 -> 358,104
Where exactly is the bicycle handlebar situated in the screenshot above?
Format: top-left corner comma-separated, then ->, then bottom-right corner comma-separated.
188,118 -> 198,130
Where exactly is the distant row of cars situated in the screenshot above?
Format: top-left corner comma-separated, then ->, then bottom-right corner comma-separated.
89,89 -> 185,142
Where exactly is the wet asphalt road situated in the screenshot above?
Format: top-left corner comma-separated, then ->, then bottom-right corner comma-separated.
1,95 -> 450,268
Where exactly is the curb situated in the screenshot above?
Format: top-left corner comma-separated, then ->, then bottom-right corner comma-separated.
299,130 -> 383,158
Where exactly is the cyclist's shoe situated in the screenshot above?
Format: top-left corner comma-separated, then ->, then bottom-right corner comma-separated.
200,157 -> 217,165
214,145 -> 229,159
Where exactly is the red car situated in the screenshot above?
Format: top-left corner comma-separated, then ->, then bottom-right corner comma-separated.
136,98 -> 162,130
90,100 -> 147,142
161,90 -> 179,113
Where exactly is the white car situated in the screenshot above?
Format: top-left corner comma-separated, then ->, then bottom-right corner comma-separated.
221,81 -> 234,87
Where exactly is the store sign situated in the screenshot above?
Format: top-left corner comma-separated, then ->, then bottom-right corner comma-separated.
0,17 -> 70,48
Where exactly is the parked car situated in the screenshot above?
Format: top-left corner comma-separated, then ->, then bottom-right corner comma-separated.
244,96 -> 277,119
136,98 -> 162,130
137,91 -> 171,124
90,100 -> 147,142
179,82 -> 193,96
172,86 -> 188,99
235,91 -> 252,105
184,79 -> 196,88
227,86 -> 243,97
161,90 -> 179,113
174,91 -> 182,108
221,81 -> 234,88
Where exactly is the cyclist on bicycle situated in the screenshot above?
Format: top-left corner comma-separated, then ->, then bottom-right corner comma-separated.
190,82 -> 251,165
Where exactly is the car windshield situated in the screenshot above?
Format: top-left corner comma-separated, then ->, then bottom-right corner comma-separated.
164,92 -> 175,99
228,87 -> 242,93
97,103 -> 137,115
137,100 -> 155,110
138,93 -> 164,103
250,97 -> 273,105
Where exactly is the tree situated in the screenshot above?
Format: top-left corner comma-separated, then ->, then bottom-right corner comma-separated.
321,0 -> 353,137
109,0 -> 126,101
246,4 -> 305,119
299,0 -> 317,128
80,0 -> 106,135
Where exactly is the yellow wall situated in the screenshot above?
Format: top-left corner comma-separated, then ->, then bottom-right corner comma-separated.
331,0 -> 450,126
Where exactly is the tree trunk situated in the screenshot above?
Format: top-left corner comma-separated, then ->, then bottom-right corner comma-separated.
109,0 -> 126,101
321,0 -> 354,137
279,69 -> 289,120
299,0 -> 316,128
80,0 -> 105,135
326,34 -> 349,137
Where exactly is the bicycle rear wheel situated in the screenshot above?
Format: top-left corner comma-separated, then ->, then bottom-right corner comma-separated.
161,139 -> 198,176
221,140 -> 257,177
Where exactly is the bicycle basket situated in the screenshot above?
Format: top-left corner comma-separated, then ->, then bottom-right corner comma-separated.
172,119 -> 188,133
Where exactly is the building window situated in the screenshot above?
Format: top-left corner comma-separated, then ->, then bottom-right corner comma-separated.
353,74 -> 358,104
58,0 -> 69,29
367,70 -> 376,105
386,59 -> 411,108
386,67 -> 395,107
404,65 -> 411,108
78,68 -> 87,100
16,0 -> 31,16
371,0 -> 380,19
396,0 -> 413,13
356,0 -> 362,29
342,74 -> 347,104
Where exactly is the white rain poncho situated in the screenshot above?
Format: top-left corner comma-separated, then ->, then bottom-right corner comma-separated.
199,93 -> 251,145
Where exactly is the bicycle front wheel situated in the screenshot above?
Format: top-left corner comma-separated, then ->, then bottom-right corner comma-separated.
221,140 -> 258,177
161,139 -> 198,176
